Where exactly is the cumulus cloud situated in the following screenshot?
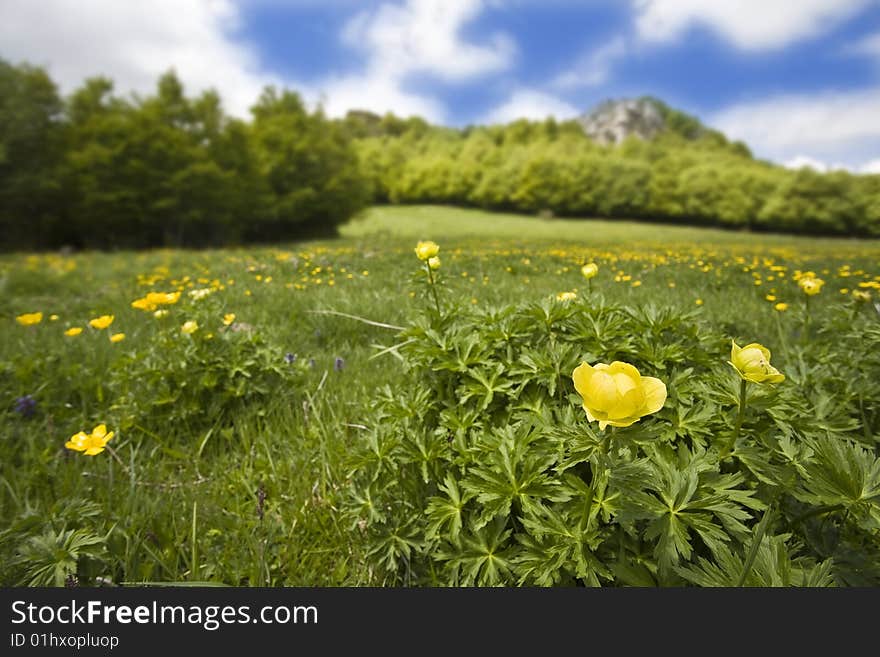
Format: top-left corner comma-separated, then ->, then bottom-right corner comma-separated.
551,36 -> 627,90
323,0 -> 515,121
483,89 -> 579,124
711,88 -> 880,172
632,0 -> 873,51
0,0 -> 283,118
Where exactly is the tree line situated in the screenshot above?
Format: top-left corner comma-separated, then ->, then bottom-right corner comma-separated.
0,59 -> 369,250
344,104 -> 880,237
3,58 -> 879,251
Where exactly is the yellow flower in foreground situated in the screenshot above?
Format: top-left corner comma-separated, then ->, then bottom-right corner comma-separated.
852,289 -> 872,303
414,240 -> 440,261
556,291 -> 577,302
65,424 -> 114,456
728,340 -> 784,384
181,320 -> 199,335
89,315 -> 114,330
109,332 -> 125,343
581,263 -> 599,280
774,303 -> 789,312
798,277 -> 824,296
64,327 -> 83,336
16,312 -> 43,326
572,361 -> 667,430
223,313 -> 236,326
428,256 -> 441,270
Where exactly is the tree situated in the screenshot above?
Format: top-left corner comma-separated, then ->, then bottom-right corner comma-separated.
0,59 -> 65,249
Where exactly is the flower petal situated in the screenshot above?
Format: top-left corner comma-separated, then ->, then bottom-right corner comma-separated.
641,377 -> 668,415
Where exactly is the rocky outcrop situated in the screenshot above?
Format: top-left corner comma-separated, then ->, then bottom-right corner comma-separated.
576,98 -> 665,145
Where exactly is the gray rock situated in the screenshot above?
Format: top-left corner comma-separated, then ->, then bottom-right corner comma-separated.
577,98 -> 665,145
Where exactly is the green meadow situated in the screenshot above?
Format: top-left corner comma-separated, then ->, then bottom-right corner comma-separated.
3,205 -> 880,587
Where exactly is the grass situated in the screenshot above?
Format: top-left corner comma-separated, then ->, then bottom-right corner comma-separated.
2,205 -> 879,586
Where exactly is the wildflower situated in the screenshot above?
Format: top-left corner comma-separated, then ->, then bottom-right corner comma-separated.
695,299 -> 704,306
798,277 -> 824,296
14,395 -> 37,418
49,314 -> 59,321
581,263 -> 598,280
428,256 -> 441,271
181,320 -> 199,335
64,327 -> 83,336
131,297 -> 157,312
223,313 -> 236,326
65,424 -> 114,456
853,289 -> 872,303
414,241 -> 440,261
15,312 -> 43,326
146,291 -> 180,305
556,291 -> 577,302
284,353 -> 297,364
774,303 -> 789,312
89,315 -> 114,330
109,332 -> 125,343
572,361 -> 667,431
334,356 -> 345,372
728,340 -> 784,384
765,294 -> 776,302
154,309 -> 169,319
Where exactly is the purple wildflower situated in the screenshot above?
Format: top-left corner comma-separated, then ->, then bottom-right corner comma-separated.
14,395 -> 36,418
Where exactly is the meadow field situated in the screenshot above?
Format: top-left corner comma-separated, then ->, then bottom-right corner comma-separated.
3,205 -> 880,587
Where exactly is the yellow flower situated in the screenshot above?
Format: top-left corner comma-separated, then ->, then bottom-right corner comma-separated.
154,309 -> 169,319
223,313 -> 236,326
695,299 -> 704,306
774,302 -> 789,312
852,289 -> 872,303
49,314 -> 59,321
181,320 -> 199,335
109,332 -> 125,343
765,294 -> 776,302
581,263 -> 599,280
414,240 -> 440,261
428,256 -> 441,270
147,291 -> 180,305
572,361 -> 667,431
89,315 -> 114,330
556,291 -> 577,302
65,424 -> 114,456
16,312 -> 43,326
64,327 -> 83,336
798,277 -> 824,296
728,340 -> 784,384
131,297 -> 157,312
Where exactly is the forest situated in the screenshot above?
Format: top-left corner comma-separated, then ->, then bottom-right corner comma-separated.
2,58 -> 879,250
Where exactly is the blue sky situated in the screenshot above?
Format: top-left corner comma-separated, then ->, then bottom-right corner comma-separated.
3,0 -> 880,171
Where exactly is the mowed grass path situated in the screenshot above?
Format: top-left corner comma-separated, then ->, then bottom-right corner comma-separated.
2,205 -> 879,586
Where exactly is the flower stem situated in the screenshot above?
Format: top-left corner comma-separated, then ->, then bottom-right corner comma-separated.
722,379 -> 748,461
580,429 -> 612,534
425,261 -> 441,316
737,502 -> 774,587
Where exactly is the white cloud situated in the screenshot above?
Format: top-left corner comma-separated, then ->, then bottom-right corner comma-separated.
342,0 -> 514,82
551,36 -> 627,90
321,0 -> 515,121
484,89 -> 579,124
860,158 -> 880,174
711,88 -> 880,172
0,0 -> 284,118
632,0 -> 873,51
844,30 -> 880,57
